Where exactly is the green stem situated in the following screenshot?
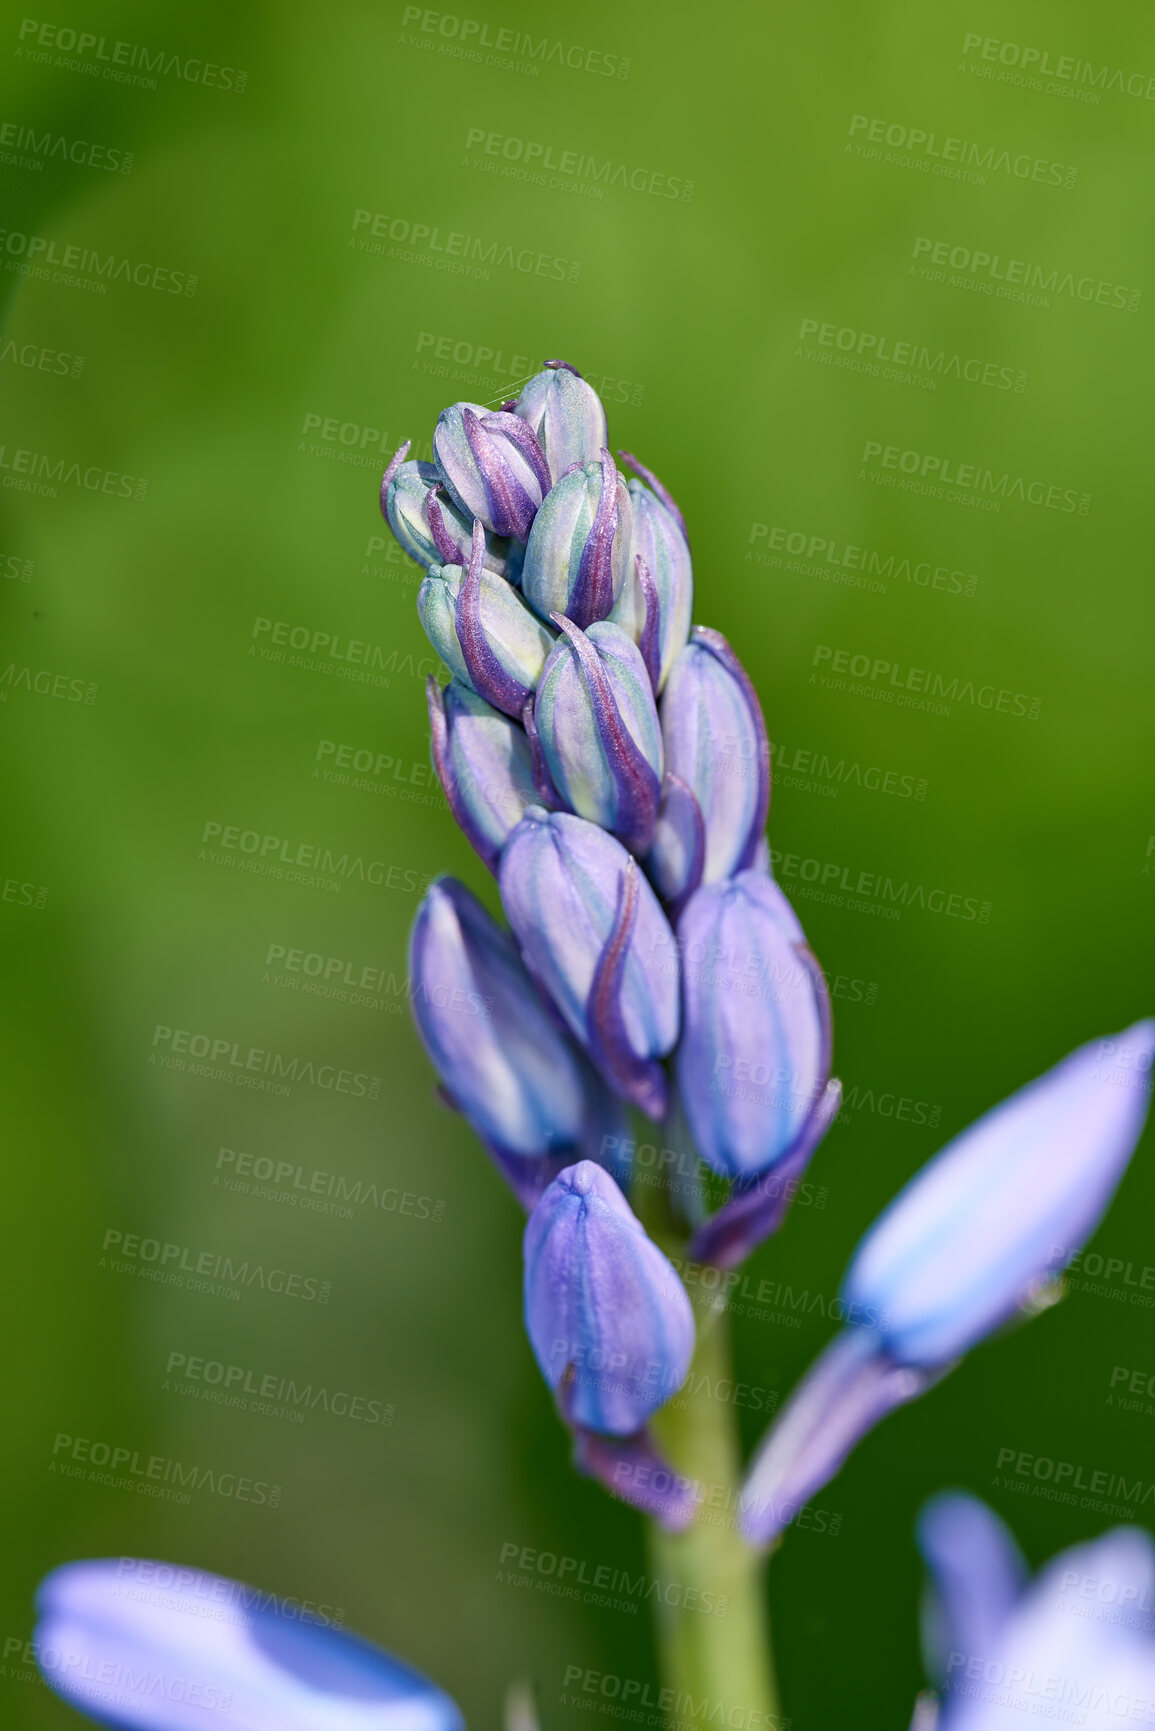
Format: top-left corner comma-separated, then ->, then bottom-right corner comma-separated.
632,1111 -> 781,1731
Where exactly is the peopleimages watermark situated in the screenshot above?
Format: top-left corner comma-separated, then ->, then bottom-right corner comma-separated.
398,8 -> 631,80
0,441 -> 147,501
811,643 -> 1041,723
795,317 -> 1026,394
51,1433 -> 280,1508
412,331 -> 646,409
846,113 -> 1077,188
0,228 -> 197,296
993,1445 -> 1155,1520
559,1667 -> 791,1731
313,739 -> 442,808
0,663 -> 98,705
150,1022 -> 383,1100
100,1226 -> 333,1304
909,236 -> 1141,314
15,19 -> 248,92
214,1146 -> 446,1224
0,547 -> 35,579
768,842 -> 992,926
463,128 -> 693,203
860,439 -> 1091,516
250,614 -> 449,689
771,736 -> 929,805
164,1350 -> 395,1428
0,336 -> 84,379
198,820 -> 433,899
960,33 -> 1155,103
0,117 -> 133,174
497,1542 -> 727,1618
351,208 -> 581,285
747,521 -> 978,600
0,870 -> 48,909
297,412 -> 431,473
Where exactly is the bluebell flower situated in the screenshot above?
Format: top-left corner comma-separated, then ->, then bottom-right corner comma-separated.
524,1160 -> 696,1529
432,401 -> 550,541
499,808 -> 680,1118
380,443 -> 518,580
609,478 -> 693,693
35,1556 -> 463,1731
417,523 -> 555,719
520,451 -> 633,630
426,677 -> 538,873
410,877 -> 627,1205
740,1022 -> 1155,1544
533,615 -> 663,853
648,628 -> 769,904
916,1494 -> 1155,1730
512,360 -> 608,483
675,870 -> 841,1267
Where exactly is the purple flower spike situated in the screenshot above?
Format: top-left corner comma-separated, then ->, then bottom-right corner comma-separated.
535,613 -> 663,854
525,1160 -> 695,1432
618,448 -> 690,549
433,401 -> 550,540
512,362 -> 608,482
35,1557 -> 463,1731
740,1021 -> 1155,1544
410,878 -> 625,1206
650,628 -> 770,896
417,536 -> 554,720
676,871 -> 834,1182
521,452 -> 633,629
427,677 -> 538,873
499,808 -> 680,1114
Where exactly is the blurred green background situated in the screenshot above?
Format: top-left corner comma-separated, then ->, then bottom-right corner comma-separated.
1,0 -> 1153,1724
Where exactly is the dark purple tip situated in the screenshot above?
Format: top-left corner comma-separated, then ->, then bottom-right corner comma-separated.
380,439 -> 411,518
618,449 -> 689,549
634,555 -> 661,693
586,857 -> 668,1120
545,358 -> 584,378
425,486 -> 462,566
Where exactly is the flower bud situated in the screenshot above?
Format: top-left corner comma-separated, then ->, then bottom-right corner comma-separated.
499,808 -> 679,1117
610,479 -> 693,692
433,402 -> 551,540
427,678 -> 538,872
648,628 -> 769,898
417,524 -> 555,719
35,1557 -> 464,1731
380,444 -> 518,580
524,1160 -> 694,1434
410,878 -> 626,1205
512,359 -> 608,482
740,1021 -> 1155,1545
520,450 -> 633,629
533,616 -> 662,854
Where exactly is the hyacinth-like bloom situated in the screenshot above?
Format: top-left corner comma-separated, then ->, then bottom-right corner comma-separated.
520,450 -> 633,629
410,877 -> 626,1205
417,527 -> 555,719
533,616 -> 663,852
524,1161 -> 696,1528
648,628 -> 770,903
380,445 -> 519,581
610,477 -> 693,692
499,808 -> 680,1118
432,401 -> 550,540
676,870 -> 842,1267
426,677 -> 538,872
916,1494 -> 1155,1730
739,1022 -> 1155,1545
512,359 -> 608,483
36,1557 -> 462,1731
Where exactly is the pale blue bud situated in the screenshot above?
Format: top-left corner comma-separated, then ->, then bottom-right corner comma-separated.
520,451 -> 633,630
512,359 -> 608,483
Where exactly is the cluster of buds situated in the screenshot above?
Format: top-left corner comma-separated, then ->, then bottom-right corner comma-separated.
385,360 -> 838,1527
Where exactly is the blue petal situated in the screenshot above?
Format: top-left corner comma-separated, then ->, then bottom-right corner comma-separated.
523,1161 -> 694,1433
35,1558 -> 462,1731
917,1493 -> 1027,1687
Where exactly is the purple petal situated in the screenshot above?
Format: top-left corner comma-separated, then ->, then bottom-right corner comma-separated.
617,449 -> 690,549
570,1425 -> 697,1532
646,774 -> 705,916
454,520 -> 534,718
570,449 -> 621,627
548,613 -> 662,855
587,856 -> 669,1118
917,1492 -> 1027,1686
635,556 -> 662,693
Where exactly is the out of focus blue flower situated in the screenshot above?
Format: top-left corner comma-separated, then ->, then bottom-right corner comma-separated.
410,877 -> 626,1205
512,360 -> 608,483
520,451 -> 632,630
916,1494 -> 1155,1731
534,616 -> 662,854
739,1023 -> 1155,1544
426,677 -> 538,873
35,1556 -> 462,1731
433,401 -> 550,540
499,808 -> 679,1117
648,628 -> 769,903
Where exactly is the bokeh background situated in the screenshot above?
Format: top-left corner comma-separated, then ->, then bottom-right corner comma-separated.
2,0 -> 1153,1724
